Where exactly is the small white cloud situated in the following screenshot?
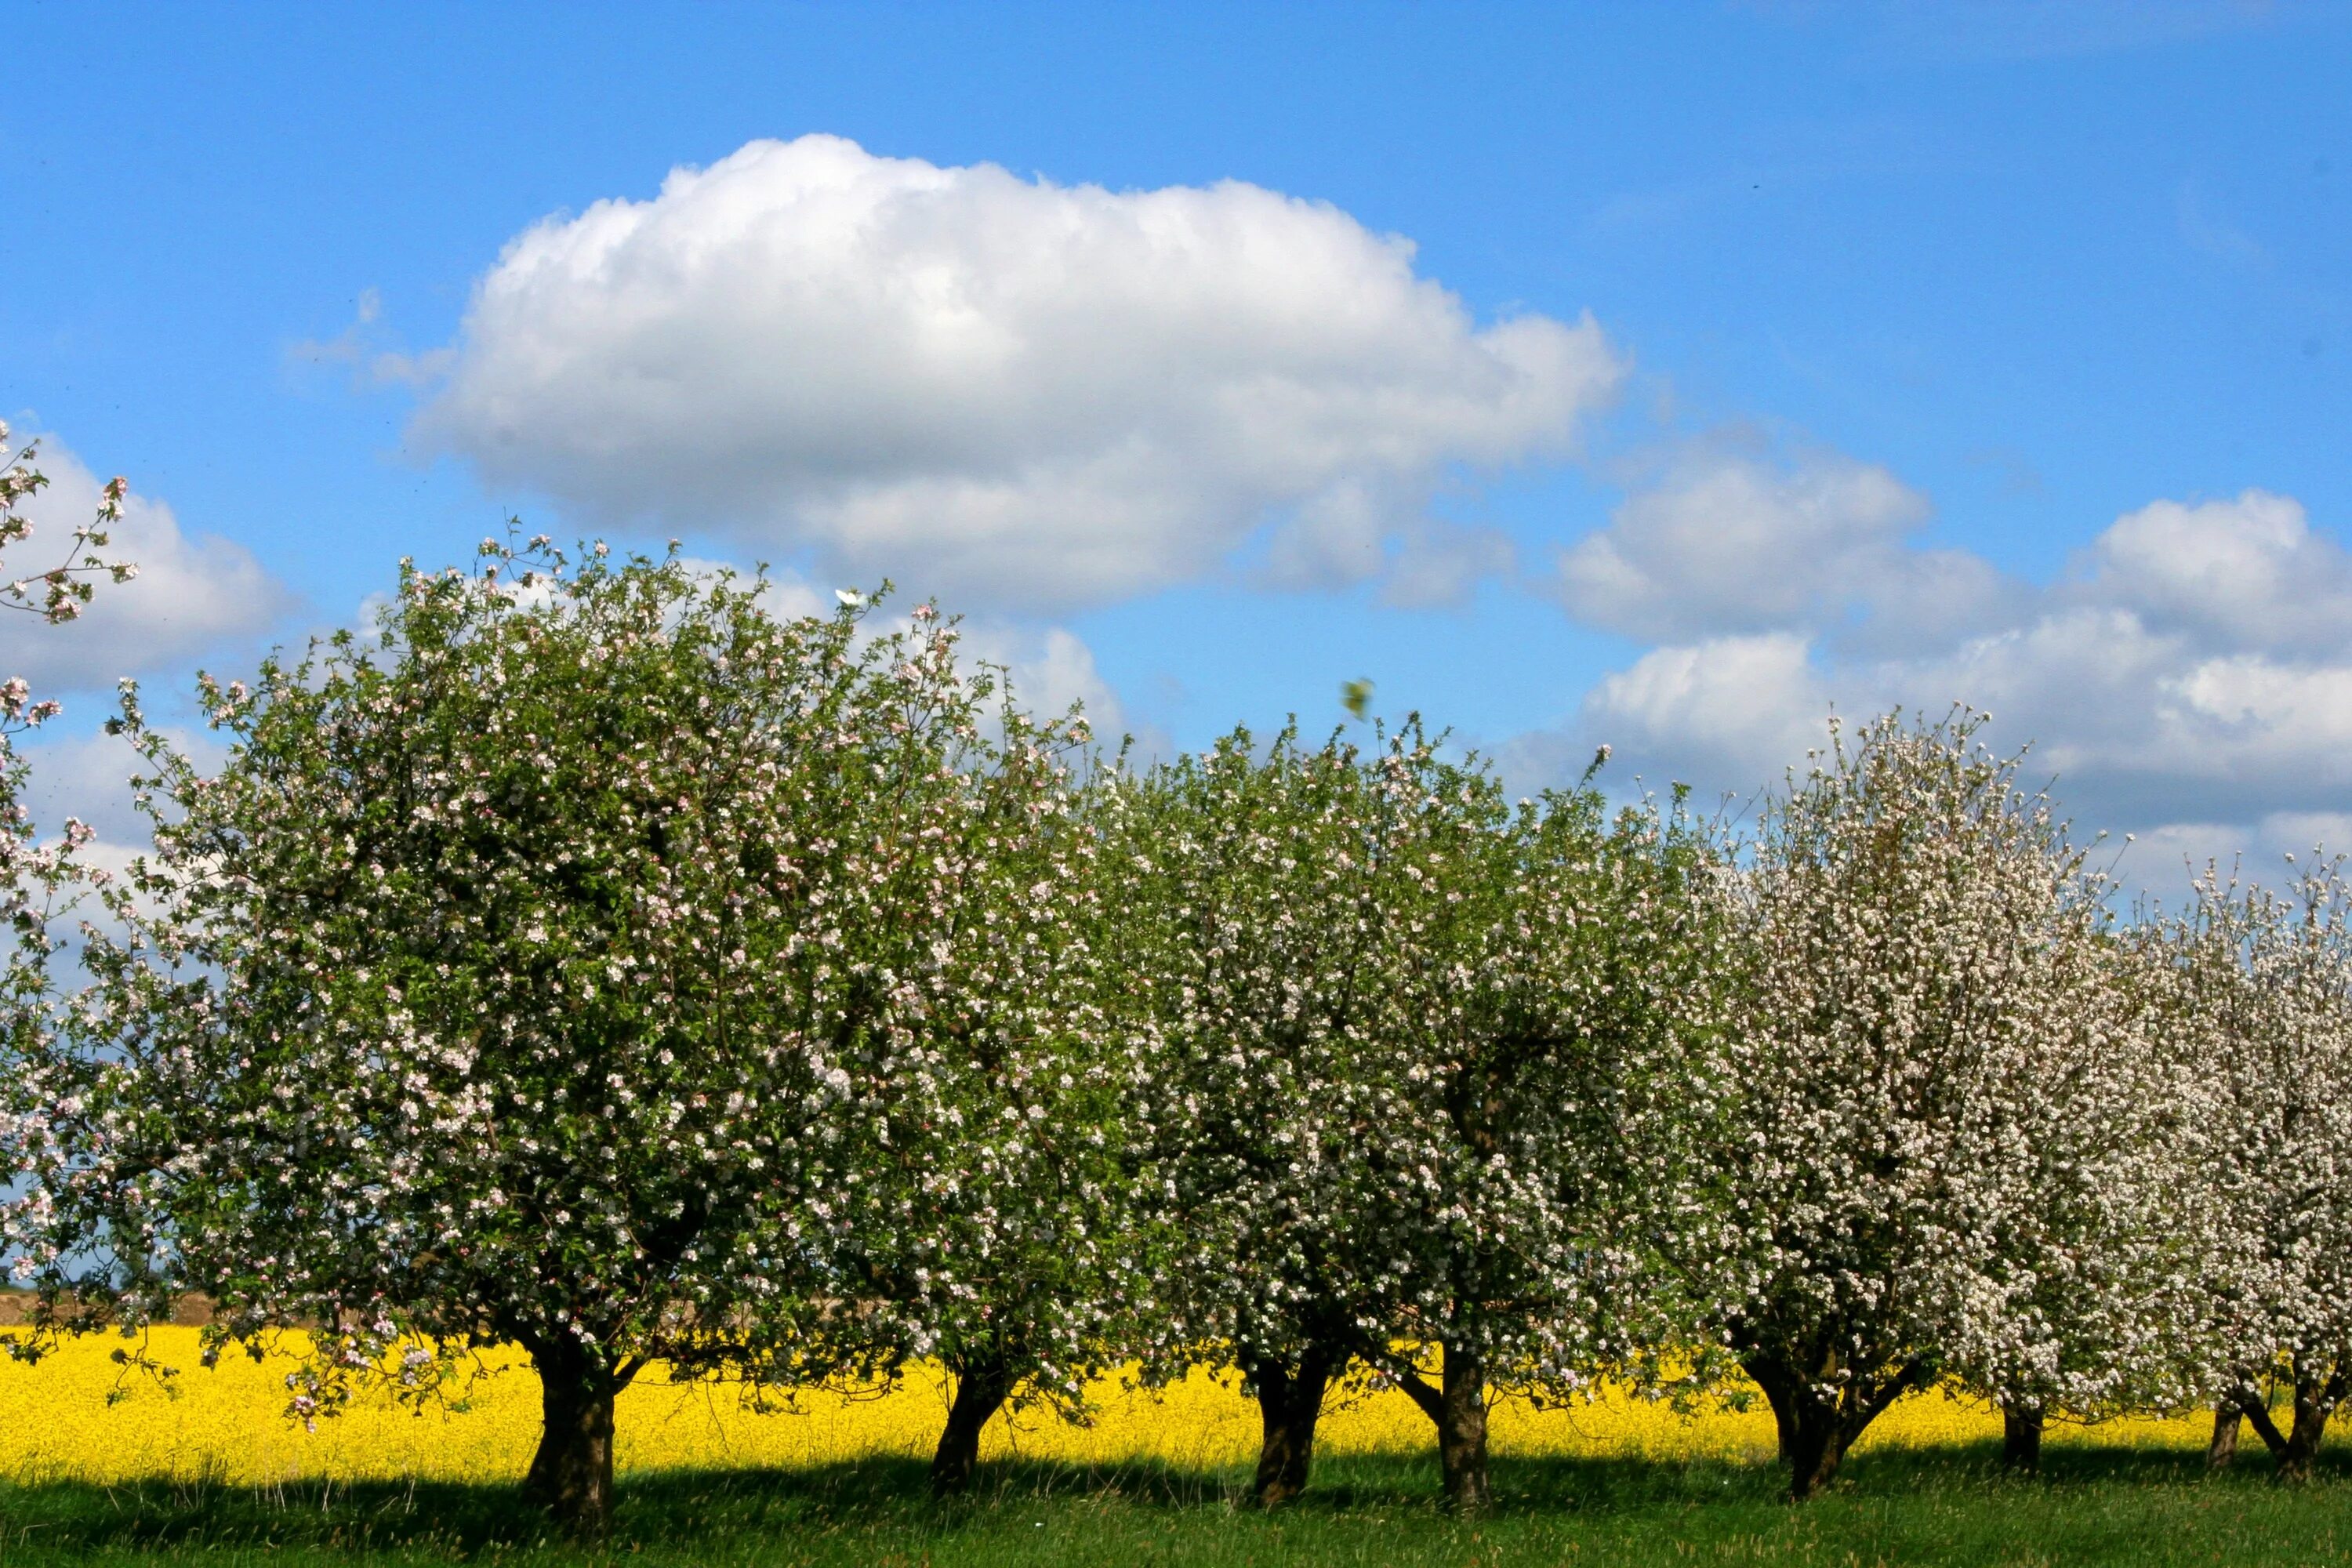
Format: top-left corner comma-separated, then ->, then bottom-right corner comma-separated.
2177,173 -> 2267,267
1563,632 -> 1838,794
20,722 -> 227,848
1552,441 -> 2018,653
2067,490 -> 2349,654
951,616 -> 1166,753
289,290 -> 457,390
416,135 -> 1622,612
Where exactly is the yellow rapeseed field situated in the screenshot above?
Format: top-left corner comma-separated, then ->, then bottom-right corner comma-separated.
0,1330 -> 2212,1486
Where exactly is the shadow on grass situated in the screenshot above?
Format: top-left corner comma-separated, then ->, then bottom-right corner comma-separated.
0,1440 -> 2340,1559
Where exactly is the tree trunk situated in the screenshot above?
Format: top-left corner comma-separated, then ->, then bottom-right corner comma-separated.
1744,1352 -> 1918,1502
1781,1392 -> 1847,1502
1755,1373 -> 1797,1461
523,1340 -> 621,1538
1436,1342 -> 1491,1514
931,1351 -> 1016,1497
2278,1379 -> 2332,1484
2002,1405 -> 2043,1474
1748,1358 -> 1845,1501
2230,1363 -> 2343,1483
1243,1342 -> 1343,1508
2209,1401 -> 2242,1471
1374,1339 -> 1492,1511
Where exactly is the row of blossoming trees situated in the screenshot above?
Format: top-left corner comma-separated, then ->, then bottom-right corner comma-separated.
1,539 -> 2349,1535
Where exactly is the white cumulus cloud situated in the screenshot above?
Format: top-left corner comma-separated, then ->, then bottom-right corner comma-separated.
1520,467 -> 2352,885
416,135 -> 1621,612
1570,632 -> 1832,793
2063,490 -> 2352,655
951,617 -> 1164,753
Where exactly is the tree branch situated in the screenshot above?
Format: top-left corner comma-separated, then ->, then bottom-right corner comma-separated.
2230,1385 -> 2291,1455
1360,1341 -> 1444,1425
1846,1357 -> 1929,1439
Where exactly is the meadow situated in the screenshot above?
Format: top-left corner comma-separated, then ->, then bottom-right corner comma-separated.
9,1330 -> 2351,1565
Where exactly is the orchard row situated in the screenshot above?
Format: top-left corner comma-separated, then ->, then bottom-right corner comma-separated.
0,532 -> 2339,1537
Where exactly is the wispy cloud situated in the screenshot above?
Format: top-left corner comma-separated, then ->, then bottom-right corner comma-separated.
288,288 -> 455,389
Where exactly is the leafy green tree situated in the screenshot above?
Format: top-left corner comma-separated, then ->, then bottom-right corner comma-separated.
1109,723 -> 1711,1511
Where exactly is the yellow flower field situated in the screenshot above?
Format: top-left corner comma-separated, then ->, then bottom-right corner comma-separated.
0,1330 -> 2212,1486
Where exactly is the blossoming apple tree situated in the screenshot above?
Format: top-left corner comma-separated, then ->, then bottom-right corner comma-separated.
1668,710 -> 2155,1499
2151,858 -> 2352,1482
1944,925 -> 2206,1474
0,541 -> 1060,1534
0,423 -> 138,1303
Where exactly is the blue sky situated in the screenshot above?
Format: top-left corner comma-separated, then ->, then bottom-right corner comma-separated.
5,1 -> 2350,882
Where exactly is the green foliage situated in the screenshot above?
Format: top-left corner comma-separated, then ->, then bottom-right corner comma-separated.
1106,718 -> 1722,1410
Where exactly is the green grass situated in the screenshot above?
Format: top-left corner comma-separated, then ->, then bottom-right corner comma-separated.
5,1445 -> 2352,1566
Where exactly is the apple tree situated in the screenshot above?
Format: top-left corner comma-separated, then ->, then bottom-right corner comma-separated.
1109,721 -> 1713,1511
0,540 -> 1040,1534
1665,710 -> 2142,1498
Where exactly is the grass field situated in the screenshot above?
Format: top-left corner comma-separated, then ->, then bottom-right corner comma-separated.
6,1448 -> 2352,1566
0,1330 -> 2346,1564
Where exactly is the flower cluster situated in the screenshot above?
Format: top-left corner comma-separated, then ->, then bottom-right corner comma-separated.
0,421 -> 135,632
